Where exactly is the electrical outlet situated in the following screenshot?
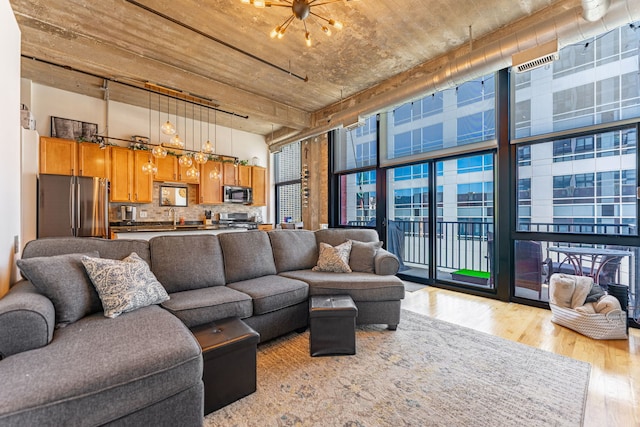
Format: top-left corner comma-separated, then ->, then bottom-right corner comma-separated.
14,235 -> 19,254
139,210 -> 148,218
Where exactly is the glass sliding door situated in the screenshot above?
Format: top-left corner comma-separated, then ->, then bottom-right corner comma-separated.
386,163 -> 429,278
435,153 -> 495,289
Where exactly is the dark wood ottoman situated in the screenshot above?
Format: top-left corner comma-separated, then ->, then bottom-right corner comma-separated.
191,317 -> 260,414
309,295 -> 358,357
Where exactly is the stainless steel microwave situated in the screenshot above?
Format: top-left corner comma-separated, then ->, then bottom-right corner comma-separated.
224,186 -> 252,204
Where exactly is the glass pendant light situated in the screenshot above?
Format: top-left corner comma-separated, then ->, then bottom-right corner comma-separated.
152,145 -> 168,158
160,96 -> 176,135
186,164 -> 200,179
141,158 -> 158,175
194,105 -> 208,165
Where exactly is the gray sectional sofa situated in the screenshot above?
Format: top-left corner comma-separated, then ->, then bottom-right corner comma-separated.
0,228 -> 403,426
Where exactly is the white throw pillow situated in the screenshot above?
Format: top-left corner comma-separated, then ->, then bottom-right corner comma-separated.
82,252 -> 169,318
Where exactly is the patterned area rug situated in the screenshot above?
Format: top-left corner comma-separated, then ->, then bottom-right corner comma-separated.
204,310 -> 590,426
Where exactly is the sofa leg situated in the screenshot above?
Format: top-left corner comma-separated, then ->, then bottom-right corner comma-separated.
387,324 -> 398,331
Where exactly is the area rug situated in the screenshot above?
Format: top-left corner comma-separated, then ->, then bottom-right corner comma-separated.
204,310 -> 590,426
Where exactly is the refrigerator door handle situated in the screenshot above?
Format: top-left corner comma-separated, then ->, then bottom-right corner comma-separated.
76,179 -> 82,236
69,177 -> 76,235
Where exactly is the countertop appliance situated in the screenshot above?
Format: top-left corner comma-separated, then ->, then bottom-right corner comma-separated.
37,174 -> 109,238
223,186 -> 252,204
121,205 -> 137,222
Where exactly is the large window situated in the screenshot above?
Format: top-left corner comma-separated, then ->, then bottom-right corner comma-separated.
335,116 -> 378,226
274,142 -> 301,223
382,74 -> 496,165
513,23 -> 640,138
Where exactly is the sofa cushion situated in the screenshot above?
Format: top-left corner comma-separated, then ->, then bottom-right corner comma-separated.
16,251 -> 101,327
312,241 -> 353,273
161,286 -> 253,328
268,229 -> 318,273
227,275 -> 309,316
315,228 -> 379,247
280,270 -> 405,302
218,231 -> 277,283
22,237 -> 151,264
349,240 -> 383,273
150,235 -> 226,293
0,305 -> 202,426
81,253 -> 170,318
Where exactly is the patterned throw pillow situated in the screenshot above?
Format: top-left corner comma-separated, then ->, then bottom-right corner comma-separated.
312,241 -> 353,273
81,252 -> 169,318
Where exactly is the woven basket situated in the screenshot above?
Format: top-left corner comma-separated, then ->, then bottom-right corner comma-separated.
550,304 -> 628,340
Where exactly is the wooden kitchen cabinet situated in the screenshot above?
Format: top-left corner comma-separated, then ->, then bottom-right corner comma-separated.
238,165 -> 252,187
222,162 -> 237,186
110,147 -> 153,203
39,137 -> 77,175
222,162 -> 252,187
40,137 -> 110,178
78,142 -> 110,178
251,166 -> 267,206
199,161 -> 223,204
133,150 -> 154,202
154,155 -> 177,181
177,161 -> 200,184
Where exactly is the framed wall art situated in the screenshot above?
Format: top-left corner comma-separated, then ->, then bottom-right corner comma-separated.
50,116 -> 98,141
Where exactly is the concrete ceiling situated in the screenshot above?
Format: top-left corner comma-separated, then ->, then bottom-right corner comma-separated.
11,0 -> 568,138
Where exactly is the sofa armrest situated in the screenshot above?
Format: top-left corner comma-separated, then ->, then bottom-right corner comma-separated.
0,280 -> 55,359
374,248 -> 400,276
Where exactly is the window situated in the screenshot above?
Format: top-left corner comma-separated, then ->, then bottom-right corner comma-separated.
513,23 -> 640,138
334,116 -> 378,173
516,128 -> 637,235
339,172 -> 376,226
382,74 -> 497,165
274,142 -> 301,223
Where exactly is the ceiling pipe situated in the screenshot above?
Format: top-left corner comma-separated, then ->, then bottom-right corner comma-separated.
270,0 -> 640,148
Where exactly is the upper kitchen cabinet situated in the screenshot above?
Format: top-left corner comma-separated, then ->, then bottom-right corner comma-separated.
251,166 -> 267,206
154,155 -> 177,181
40,137 -> 110,178
78,142 -> 110,178
39,137 -> 77,175
177,161 -> 200,184
110,147 -> 153,203
222,162 -> 252,187
199,161 -> 223,204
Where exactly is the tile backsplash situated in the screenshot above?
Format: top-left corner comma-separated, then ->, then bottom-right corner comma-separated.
109,182 -> 263,223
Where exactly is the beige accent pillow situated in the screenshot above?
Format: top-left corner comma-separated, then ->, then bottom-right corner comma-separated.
549,273 -> 575,308
312,241 -> 353,273
349,240 -> 383,273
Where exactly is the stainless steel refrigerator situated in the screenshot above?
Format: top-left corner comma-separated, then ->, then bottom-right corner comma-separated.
37,174 -> 109,238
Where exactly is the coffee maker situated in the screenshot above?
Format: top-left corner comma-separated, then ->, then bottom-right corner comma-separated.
121,205 -> 137,223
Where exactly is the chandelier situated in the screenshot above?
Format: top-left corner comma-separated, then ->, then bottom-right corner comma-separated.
241,0 -> 355,47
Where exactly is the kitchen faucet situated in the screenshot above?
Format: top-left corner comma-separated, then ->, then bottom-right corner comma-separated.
168,208 -> 176,229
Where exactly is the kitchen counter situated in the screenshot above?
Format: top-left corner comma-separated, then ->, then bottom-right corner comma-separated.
110,221 -> 257,240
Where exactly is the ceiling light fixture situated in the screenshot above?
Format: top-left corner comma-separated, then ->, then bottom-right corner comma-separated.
242,0 -> 354,47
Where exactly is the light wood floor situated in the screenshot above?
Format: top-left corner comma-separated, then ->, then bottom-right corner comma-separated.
401,286 -> 640,427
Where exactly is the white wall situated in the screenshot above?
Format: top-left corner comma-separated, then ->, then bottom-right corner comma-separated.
29,84 -> 267,166
1,1 -> 22,296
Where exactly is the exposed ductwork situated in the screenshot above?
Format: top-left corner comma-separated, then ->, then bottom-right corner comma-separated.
269,0 -> 640,150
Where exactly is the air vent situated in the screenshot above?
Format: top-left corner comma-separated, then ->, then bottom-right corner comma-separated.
512,39 -> 559,73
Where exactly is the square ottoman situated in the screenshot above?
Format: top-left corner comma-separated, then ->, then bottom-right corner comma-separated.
309,295 -> 358,356
191,317 -> 260,414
